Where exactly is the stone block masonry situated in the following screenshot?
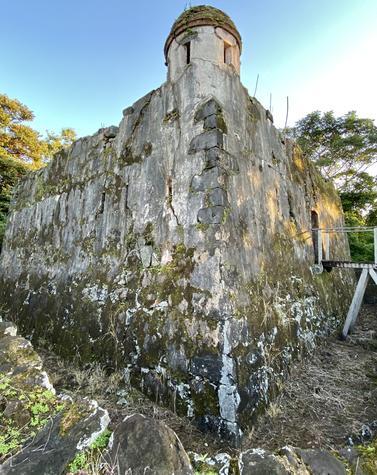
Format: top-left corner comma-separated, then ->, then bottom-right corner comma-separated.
0,6 -> 354,445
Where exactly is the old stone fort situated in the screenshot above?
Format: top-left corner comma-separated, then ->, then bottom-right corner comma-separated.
0,5 -> 355,444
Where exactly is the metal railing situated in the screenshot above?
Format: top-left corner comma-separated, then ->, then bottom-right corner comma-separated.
311,226 -> 377,338
312,226 -> 377,267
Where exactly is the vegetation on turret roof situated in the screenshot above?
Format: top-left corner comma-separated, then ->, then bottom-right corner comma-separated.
172,5 -> 238,33
165,5 -> 242,57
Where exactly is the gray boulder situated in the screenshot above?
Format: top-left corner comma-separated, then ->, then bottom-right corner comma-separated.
109,413 -> 193,474
0,334 -> 42,375
239,449 -> 290,475
0,321 -> 17,338
295,448 -> 347,475
0,333 -> 54,391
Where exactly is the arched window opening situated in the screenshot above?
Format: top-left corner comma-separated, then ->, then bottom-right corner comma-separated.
311,210 -> 320,263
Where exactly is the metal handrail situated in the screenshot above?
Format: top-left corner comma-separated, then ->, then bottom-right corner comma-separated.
312,226 -> 377,265
312,226 -> 376,232
310,226 -> 377,338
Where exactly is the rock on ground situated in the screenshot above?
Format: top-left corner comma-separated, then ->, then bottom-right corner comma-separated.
109,413 -> 193,474
0,320 -> 110,475
294,448 -> 347,475
239,449 -> 291,475
0,400 -> 110,475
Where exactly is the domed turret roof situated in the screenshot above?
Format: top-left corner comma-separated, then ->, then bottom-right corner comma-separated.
164,5 -> 242,61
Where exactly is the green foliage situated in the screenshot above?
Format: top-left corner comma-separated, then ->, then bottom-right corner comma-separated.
287,111 -> 377,189
345,212 -> 375,262
172,5 -> 239,44
90,429 -> 112,450
195,223 -> 209,232
342,173 -> 377,262
357,440 -> 377,475
0,93 -> 45,168
192,453 -> 218,475
67,451 -> 88,472
0,373 -> 65,461
44,128 -> 76,160
0,93 -> 77,167
194,471 -> 218,475
66,428 -> 112,474
0,155 -> 30,250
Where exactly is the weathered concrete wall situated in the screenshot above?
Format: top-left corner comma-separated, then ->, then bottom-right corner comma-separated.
0,52 -> 353,444
168,26 -> 241,81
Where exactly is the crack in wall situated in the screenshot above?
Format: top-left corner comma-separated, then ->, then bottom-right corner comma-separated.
167,83 -> 183,227
166,176 -> 181,226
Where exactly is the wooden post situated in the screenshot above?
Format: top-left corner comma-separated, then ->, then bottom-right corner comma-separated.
342,268 -> 369,339
325,232 -> 330,261
317,229 -> 322,264
374,227 -> 377,264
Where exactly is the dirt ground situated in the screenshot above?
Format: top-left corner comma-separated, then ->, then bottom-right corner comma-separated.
247,303 -> 377,451
41,304 -> 377,456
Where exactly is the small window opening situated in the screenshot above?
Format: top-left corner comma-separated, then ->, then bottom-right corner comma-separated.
224,42 -> 232,65
185,42 -> 191,64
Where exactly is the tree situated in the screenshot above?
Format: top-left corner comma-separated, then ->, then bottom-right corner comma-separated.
289,111 -> 377,192
0,157 -> 29,248
0,93 -> 77,167
339,172 -> 377,216
0,94 -> 46,169
0,93 -> 77,249
44,128 -> 77,160
287,111 -> 377,261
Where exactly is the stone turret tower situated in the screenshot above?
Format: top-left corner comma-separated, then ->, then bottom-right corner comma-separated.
0,5 -> 352,446
165,6 -> 242,80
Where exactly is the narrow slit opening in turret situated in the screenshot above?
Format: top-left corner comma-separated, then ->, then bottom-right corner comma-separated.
185,42 -> 191,64
224,42 -> 232,65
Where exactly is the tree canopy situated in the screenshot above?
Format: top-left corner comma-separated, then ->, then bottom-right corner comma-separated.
44,128 -> 77,159
289,111 -> 377,191
288,110 -> 377,261
0,93 -> 76,168
0,93 -> 77,249
0,94 -> 45,169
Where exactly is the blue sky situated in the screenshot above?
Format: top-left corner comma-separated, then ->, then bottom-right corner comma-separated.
1,0 -> 376,138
